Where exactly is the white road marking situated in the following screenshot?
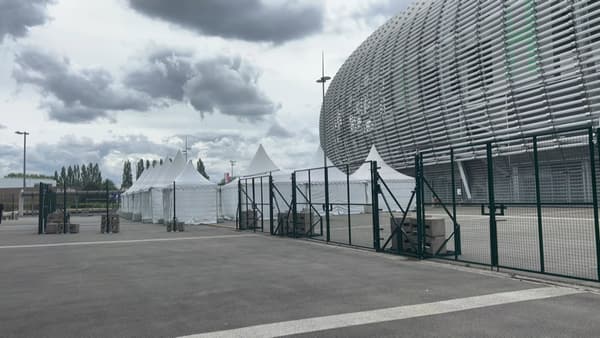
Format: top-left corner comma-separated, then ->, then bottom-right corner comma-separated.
180,287 -> 581,338
0,234 -> 254,249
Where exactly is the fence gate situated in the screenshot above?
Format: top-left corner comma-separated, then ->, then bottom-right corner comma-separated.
38,182 -> 57,234
419,126 -> 600,283
237,175 -> 272,234
235,128 -> 600,283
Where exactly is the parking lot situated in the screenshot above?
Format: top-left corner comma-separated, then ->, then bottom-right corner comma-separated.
1,216 -> 599,337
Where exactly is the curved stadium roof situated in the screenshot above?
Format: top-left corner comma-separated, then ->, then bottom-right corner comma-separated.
321,0 -> 600,169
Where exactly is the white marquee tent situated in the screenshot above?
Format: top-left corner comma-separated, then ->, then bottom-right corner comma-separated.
351,145 -> 414,212
163,161 -> 218,224
295,148 -> 365,215
218,144 -> 288,220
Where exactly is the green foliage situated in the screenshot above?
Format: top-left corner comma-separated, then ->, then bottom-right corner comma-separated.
55,162 -> 104,190
4,172 -> 54,179
121,160 -> 133,189
196,158 -> 209,180
136,159 -> 144,179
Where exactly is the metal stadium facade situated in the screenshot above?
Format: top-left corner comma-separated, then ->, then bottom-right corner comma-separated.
321,0 -> 600,202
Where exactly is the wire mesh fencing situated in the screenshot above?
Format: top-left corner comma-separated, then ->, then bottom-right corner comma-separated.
235,127 -> 600,282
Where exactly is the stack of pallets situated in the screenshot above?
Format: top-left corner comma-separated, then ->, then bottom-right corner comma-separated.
45,211 -> 79,234
101,214 -> 120,233
391,216 -> 446,255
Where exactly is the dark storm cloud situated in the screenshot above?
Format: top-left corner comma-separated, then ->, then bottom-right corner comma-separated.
0,0 -> 53,42
124,48 -> 279,121
127,0 -> 324,44
13,49 -> 150,123
266,121 -> 293,138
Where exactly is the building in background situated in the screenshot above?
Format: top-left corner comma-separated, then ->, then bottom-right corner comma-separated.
321,0 -> 600,202
0,178 -> 57,216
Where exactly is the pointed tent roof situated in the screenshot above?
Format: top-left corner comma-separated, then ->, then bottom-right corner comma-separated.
351,145 -> 413,182
244,144 -> 280,176
175,161 -> 215,186
297,147 -> 348,183
129,166 -> 153,193
155,150 -> 186,187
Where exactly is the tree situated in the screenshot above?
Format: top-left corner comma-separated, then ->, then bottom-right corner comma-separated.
121,160 -> 133,189
104,178 -> 117,190
60,167 -> 67,186
136,159 -> 144,179
67,165 -> 74,187
145,160 -> 150,169
159,159 -> 163,165
196,158 -> 209,179
74,165 -> 81,188
5,172 -> 54,179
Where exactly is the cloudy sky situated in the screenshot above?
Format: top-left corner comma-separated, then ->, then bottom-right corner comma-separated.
0,0 -> 411,185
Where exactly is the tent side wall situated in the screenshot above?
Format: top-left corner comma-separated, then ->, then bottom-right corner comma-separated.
151,188 -> 164,223
163,186 -> 218,224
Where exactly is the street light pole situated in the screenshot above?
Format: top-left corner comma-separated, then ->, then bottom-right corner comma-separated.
15,131 -> 29,217
316,51 -> 331,169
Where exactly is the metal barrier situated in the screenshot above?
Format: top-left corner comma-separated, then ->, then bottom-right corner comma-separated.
236,126 -> 600,283
419,126 -> 600,282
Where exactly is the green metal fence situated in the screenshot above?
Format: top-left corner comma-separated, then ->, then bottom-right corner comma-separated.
237,126 -> 600,282
417,126 -> 600,282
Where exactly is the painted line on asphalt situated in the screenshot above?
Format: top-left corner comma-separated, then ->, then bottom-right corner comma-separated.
180,286 -> 581,338
0,234 -> 255,249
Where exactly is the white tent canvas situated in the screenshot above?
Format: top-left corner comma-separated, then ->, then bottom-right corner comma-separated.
163,161 -> 218,224
218,144 -> 285,220
351,145 -> 414,212
150,151 -> 186,223
295,147 -> 365,215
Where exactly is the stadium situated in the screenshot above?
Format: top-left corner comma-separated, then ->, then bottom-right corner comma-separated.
321,0 -> 600,203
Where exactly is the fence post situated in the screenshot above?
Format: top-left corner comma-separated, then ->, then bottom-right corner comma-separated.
346,164 -> 352,246
63,180 -> 68,234
419,154 -> 426,258
451,149 -> 460,258
260,176 -> 264,232
38,183 -> 43,234
590,128 -> 600,281
269,174 -> 274,235
414,154 -> 423,258
324,166 -> 331,243
106,181 -> 110,234
252,177 -> 256,232
291,172 -> 297,237
173,181 -> 177,231
533,136 -> 545,273
486,143 -> 498,268
237,179 -> 242,231
371,161 -> 381,251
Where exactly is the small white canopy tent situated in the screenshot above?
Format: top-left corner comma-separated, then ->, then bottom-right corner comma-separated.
295,147 -> 365,215
219,144 -> 285,220
149,151 -> 186,223
163,161 -> 218,224
128,167 -> 153,220
350,145 -> 414,212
